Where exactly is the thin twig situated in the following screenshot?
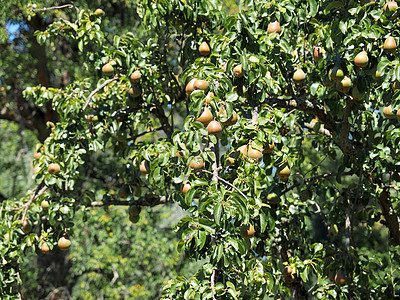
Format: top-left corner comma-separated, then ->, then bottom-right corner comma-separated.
83,76 -> 118,110
21,184 -> 47,223
280,171 -> 353,196
201,170 -> 249,201
33,4 -> 74,11
211,269 -> 216,300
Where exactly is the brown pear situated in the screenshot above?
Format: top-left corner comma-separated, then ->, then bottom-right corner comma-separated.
139,160 -> 150,175
336,76 -> 352,93
94,8 -> 105,16
293,68 -> 306,83
182,182 -> 191,194
129,85 -> 141,98
41,242 -> 50,253
240,224 -> 255,239
185,78 -> 197,95
313,46 -> 325,61
267,21 -> 281,34
130,70 -> 141,83
207,120 -> 223,135
233,64 -> 243,78
335,269 -> 346,285
263,142 -> 274,154
238,145 -> 248,156
199,42 -> 210,56
194,80 -> 209,91
383,105 -> 396,119
22,219 -> 32,234
189,156 -> 204,169
247,145 -> 263,160
384,36 -> 397,53
354,51 -> 369,68
102,63 -> 114,76
58,236 -> 71,251
196,107 -> 213,126
223,111 -> 238,126
383,1 -> 398,16
277,166 -> 291,180
48,163 -> 60,174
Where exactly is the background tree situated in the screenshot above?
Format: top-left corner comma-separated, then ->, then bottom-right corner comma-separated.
2,0 -> 400,299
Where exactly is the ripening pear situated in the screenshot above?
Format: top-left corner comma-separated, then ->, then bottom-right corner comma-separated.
207,120 -> 223,136
130,70 -> 141,83
336,76 -> 352,93
233,64 -> 243,78
58,236 -> 71,251
277,166 -> 291,180
330,66 -> 344,81
196,107 -> 213,126
185,78 -> 197,95
102,63 -> 114,76
335,269 -> 346,285
383,105 -> 396,119
199,41 -> 210,56
293,68 -> 306,83
383,1 -> 398,16
240,224 -> 255,239
384,36 -> 397,53
140,160 -> 150,175
354,50 -> 369,68
313,46 -> 325,61
189,156 -> 204,169
267,21 -> 281,34
194,80 -> 209,91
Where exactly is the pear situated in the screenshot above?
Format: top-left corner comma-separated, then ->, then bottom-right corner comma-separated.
223,111 -> 238,126
94,8 -> 105,16
336,76 -> 352,93
189,156 -> 204,169
354,50 -> 369,67
263,142 -> 274,154
247,144 -> 263,160
196,107 -> 213,126
199,41 -> 210,56
393,81 -> 400,90
383,1 -> 398,16
129,85 -> 141,98
240,224 -> 255,239
182,182 -> 191,194
383,105 -> 396,119
130,70 -> 141,83
277,166 -> 291,180
194,80 -> 209,91
384,36 -> 396,53
267,21 -> 281,34
58,236 -> 71,251
102,63 -> 114,76
293,68 -> 306,83
185,78 -> 198,95
207,120 -> 223,136
233,64 -> 243,78
330,66 -> 344,81
335,269 -> 346,285
313,46 -> 325,61
139,160 -> 150,175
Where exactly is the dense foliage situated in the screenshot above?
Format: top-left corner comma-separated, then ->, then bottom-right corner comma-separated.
2,0 -> 400,299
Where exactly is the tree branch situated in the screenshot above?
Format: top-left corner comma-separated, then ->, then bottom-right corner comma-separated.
33,4 -> 74,12
21,183 -> 47,223
90,196 -> 166,207
264,96 -> 335,132
379,190 -> 400,245
280,171 -> 353,196
201,170 -> 248,201
83,76 -> 118,110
